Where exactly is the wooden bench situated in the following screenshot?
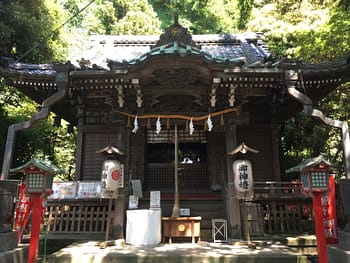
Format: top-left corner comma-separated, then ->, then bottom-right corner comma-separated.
162,216 -> 201,244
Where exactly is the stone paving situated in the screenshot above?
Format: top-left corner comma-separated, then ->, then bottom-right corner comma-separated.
43,240 -> 314,263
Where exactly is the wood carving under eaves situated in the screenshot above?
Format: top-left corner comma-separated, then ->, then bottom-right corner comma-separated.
156,13 -> 197,47
152,68 -> 200,88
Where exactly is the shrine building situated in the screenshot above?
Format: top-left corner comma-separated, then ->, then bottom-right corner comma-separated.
1,17 -> 350,241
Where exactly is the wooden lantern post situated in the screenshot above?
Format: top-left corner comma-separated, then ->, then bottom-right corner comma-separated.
227,142 -> 259,242
286,154 -> 339,263
96,144 -> 125,247
10,158 -> 59,263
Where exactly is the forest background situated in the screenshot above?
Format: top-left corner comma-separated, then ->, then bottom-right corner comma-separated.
0,0 -> 349,180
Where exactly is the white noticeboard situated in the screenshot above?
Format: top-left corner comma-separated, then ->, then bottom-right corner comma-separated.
131,179 -> 143,198
150,191 -> 160,209
76,181 -> 101,198
49,182 -> 78,199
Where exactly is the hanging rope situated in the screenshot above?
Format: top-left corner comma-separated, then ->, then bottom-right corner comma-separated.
111,106 -> 240,121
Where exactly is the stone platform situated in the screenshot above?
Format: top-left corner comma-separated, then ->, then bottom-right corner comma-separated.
0,231 -> 17,252
0,231 -> 29,263
44,240 -> 313,263
328,230 -> 350,263
0,244 -> 29,263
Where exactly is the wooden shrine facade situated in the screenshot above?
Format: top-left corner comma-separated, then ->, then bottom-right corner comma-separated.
1,18 -> 350,239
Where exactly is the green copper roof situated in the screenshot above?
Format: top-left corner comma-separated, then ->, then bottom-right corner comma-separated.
108,41 -> 247,68
285,154 -> 338,173
10,158 -> 62,174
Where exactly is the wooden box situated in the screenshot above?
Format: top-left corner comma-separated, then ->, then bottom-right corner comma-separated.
162,216 -> 201,243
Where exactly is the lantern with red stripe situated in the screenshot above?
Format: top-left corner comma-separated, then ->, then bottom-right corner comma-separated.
101,159 -> 121,191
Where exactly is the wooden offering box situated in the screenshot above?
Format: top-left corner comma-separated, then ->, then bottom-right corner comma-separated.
162,216 -> 201,244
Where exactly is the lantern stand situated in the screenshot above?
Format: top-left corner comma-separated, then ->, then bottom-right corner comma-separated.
10,158 -> 60,263
227,143 -> 259,244
286,154 -> 339,263
96,144 -> 125,248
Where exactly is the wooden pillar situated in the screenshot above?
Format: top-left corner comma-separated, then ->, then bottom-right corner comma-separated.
225,121 -> 241,239
271,125 -> 281,181
74,121 -> 84,181
113,192 -> 125,239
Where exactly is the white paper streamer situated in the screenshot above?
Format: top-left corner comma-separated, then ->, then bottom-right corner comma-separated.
132,116 -> 139,133
156,116 -> 161,134
207,114 -> 213,132
189,117 -> 194,135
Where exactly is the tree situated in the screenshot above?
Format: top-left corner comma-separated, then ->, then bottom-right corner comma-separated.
149,0 -> 252,34
247,0 -> 350,178
0,0 -> 68,62
65,0 -> 162,35
0,0 -> 71,178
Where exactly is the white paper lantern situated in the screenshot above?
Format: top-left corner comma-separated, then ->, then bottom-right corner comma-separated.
232,159 -> 253,192
101,159 -> 121,191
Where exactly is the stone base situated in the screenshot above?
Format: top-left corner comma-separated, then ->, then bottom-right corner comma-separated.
0,231 -> 17,252
328,230 -> 350,263
328,245 -> 350,263
0,244 -> 29,263
339,230 -> 350,249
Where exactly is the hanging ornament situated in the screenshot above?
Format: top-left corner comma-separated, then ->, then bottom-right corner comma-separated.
166,118 -> 170,129
147,118 -> 151,129
207,114 -> 213,132
156,116 -> 161,134
132,116 -> 139,133
127,116 -> 131,128
189,117 -> 194,135
220,114 -> 225,126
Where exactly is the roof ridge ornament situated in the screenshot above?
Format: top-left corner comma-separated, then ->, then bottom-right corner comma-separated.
156,12 -> 198,48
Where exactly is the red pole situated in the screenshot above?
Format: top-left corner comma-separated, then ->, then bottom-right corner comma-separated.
313,192 -> 328,263
28,194 -> 42,263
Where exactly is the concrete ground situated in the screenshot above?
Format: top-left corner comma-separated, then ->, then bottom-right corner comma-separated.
42,239 -> 317,263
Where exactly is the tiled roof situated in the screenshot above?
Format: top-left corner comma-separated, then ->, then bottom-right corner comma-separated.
74,33 -> 272,70
6,61 -> 55,76
3,32 -> 273,75
285,154 -> 339,173
10,158 -> 62,174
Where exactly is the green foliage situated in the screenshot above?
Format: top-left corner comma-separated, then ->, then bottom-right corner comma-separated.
67,0 -> 161,35
0,0 -> 71,179
149,0 -> 251,34
236,0 -> 254,30
247,1 -> 349,61
0,0 -> 68,62
247,0 -> 350,178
